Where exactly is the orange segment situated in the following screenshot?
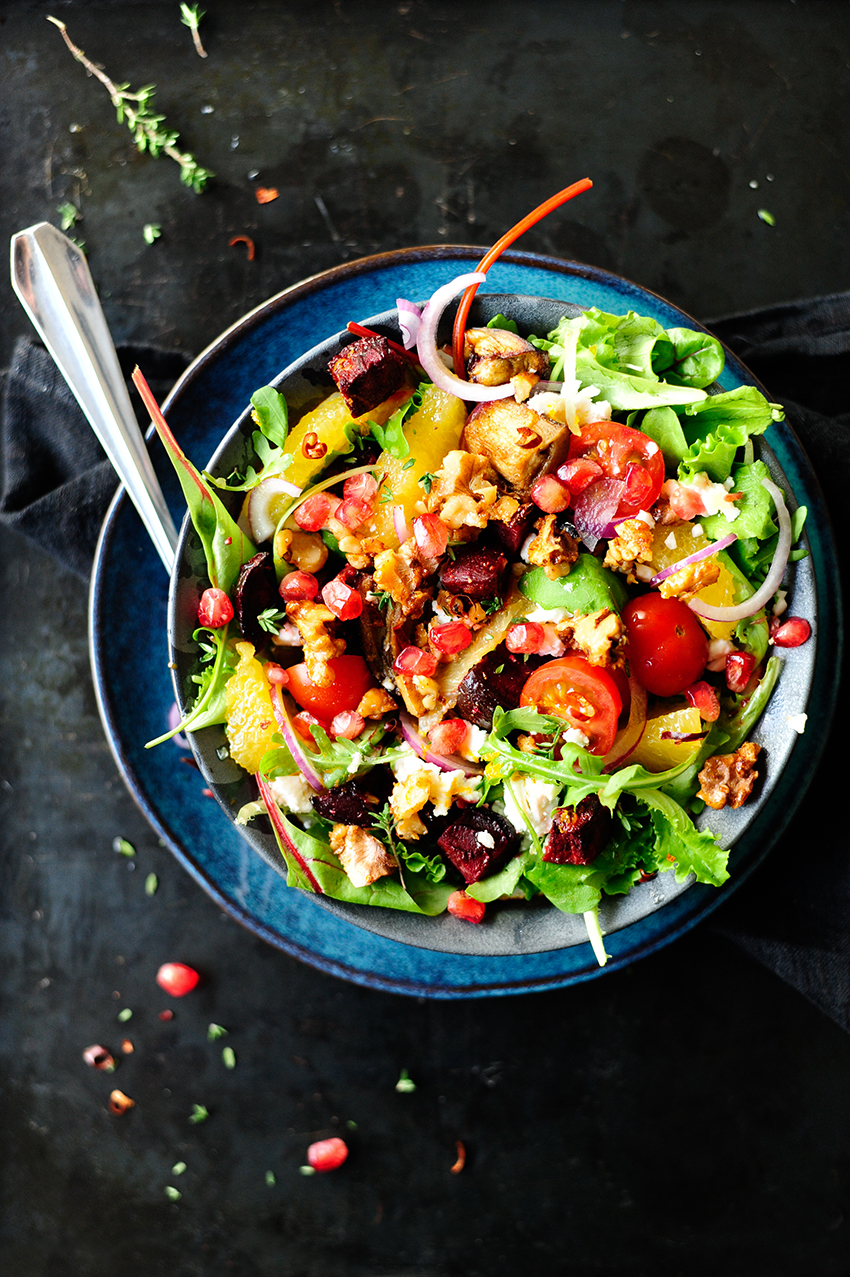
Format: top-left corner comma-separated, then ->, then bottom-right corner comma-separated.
224,642 -> 279,774
630,705 -> 705,772
651,522 -> 738,640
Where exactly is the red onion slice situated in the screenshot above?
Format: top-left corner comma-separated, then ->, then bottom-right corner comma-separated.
572,476 -> 624,546
269,683 -> 324,791
397,297 -> 421,350
650,532 -> 738,586
416,274 -> 516,403
399,711 -> 483,777
689,478 -> 792,622
392,504 -> 412,544
603,678 -> 647,771
257,772 -> 323,893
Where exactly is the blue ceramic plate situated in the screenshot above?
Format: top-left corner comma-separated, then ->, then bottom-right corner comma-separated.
89,247 -> 841,997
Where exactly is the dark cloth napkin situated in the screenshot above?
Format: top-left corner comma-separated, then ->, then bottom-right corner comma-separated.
2,300 -> 849,1028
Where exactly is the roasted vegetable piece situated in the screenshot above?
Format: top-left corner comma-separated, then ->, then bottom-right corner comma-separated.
463,327 -> 549,387
328,335 -> 407,419
462,398 -> 572,493
437,806 -> 519,884
542,795 -> 612,865
439,545 -> 508,599
454,644 -> 544,730
487,502 -> 536,555
234,551 -> 278,646
311,776 -> 390,826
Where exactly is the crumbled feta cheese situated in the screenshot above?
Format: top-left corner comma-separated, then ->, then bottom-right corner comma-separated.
520,533 -> 537,563
431,605 -> 453,626
723,476 -> 735,490
681,471 -> 740,522
476,830 -> 496,848
645,441 -> 659,456
523,604 -> 573,624
390,743 -> 481,838
691,523 -> 704,538
460,724 -> 488,762
502,774 -> 562,840
635,564 -> 655,582
635,509 -> 655,527
664,531 -> 678,550
787,713 -> 807,734
707,638 -> 735,672
268,773 -> 314,814
773,589 -> 788,617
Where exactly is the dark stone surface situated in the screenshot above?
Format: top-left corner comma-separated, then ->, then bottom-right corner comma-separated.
3,3 -> 850,1274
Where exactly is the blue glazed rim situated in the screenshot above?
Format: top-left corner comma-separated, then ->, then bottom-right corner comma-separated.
89,246 -> 842,997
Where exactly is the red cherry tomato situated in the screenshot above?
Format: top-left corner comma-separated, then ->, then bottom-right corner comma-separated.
519,655 -> 623,756
568,421 -> 665,518
155,962 -> 200,997
286,655 -> 374,720
623,595 -> 709,697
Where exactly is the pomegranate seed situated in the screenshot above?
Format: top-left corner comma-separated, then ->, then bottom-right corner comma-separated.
428,719 -> 468,756
280,571 -> 319,601
413,513 -> 449,558
158,1010 -> 174,1022
393,645 -> 439,677
622,462 -> 654,509
307,1137 -> 348,1172
771,616 -> 811,648
429,621 -> 473,655
336,497 -> 373,530
265,664 -> 289,686
726,651 -> 757,693
530,473 -> 571,513
684,680 -> 720,722
155,963 -> 200,998
665,480 -> 707,521
343,472 -> 378,504
197,587 -> 234,628
447,890 -> 486,923
321,578 -> 363,621
557,456 -> 604,495
294,492 -> 340,532
293,711 -> 330,745
330,710 -> 365,740
505,622 -> 546,654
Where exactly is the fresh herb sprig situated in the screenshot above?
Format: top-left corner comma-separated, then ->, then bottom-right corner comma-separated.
47,17 -> 213,192
180,3 -> 208,58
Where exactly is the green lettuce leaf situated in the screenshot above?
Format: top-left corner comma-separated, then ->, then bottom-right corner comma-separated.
636,790 -> 730,886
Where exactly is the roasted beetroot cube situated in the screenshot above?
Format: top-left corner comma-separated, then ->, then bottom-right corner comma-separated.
312,776 -> 389,827
455,644 -> 545,730
542,795 -> 611,866
328,336 -> 407,419
487,504 -> 535,556
234,551 -> 278,647
439,546 -> 508,600
437,807 -> 519,884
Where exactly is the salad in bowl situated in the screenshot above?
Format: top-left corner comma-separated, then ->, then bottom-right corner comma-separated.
136,205 -> 812,965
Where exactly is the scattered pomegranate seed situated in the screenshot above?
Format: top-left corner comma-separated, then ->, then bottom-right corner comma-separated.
450,1140 -> 467,1174
336,496 -> 373,530
155,963 -> 200,998
280,571 -> 319,602
265,663 -> 289,686
293,710 -> 330,745
307,1137 -> 349,1172
393,646 -> 439,677
330,710 -> 365,740
108,1089 -> 135,1115
83,1044 -> 116,1072
413,513 -> 449,558
322,577 -> 363,621
557,456 -> 604,495
429,620 -> 473,655
158,1010 -> 174,1022
771,616 -> 811,648
295,492 -> 340,532
121,1040 -> 134,1054
447,890 -> 485,924
684,680 -> 720,722
428,719 -> 468,756
197,588 -> 234,628
505,622 -> 546,654
343,472 -> 379,504
530,473 -> 571,513
726,651 -> 757,693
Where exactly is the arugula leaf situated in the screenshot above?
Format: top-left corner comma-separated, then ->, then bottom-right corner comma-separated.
287,722 -> 404,788
720,655 -> 781,754
250,386 -> 289,449
145,626 -> 238,746
369,387 -> 424,459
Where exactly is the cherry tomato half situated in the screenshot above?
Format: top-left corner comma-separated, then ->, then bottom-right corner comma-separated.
520,655 -> 623,756
286,655 -> 375,720
568,421 -> 665,519
623,594 -> 709,697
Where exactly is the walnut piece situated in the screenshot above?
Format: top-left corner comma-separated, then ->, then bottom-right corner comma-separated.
357,687 -> 398,718
285,599 -> 345,687
697,742 -> 762,810
562,608 -> 625,668
603,518 -> 654,583
658,557 -> 721,601
426,450 -> 499,530
526,514 -> 579,579
329,824 -> 397,887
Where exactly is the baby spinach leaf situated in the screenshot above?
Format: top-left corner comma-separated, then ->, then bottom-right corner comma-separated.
654,328 -> 724,388
639,405 -> 690,467
250,386 -> 289,449
700,461 -> 778,541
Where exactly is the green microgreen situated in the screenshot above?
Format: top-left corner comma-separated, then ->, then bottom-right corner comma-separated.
207,1023 -> 228,1041
257,607 -> 287,634
222,1046 -> 237,1069
118,1008 -> 133,1022
113,837 -> 136,858
165,1186 -> 182,1202
47,17 -> 213,191
482,596 -> 503,615
418,472 -> 437,494
188,1104 -> 209,1124
144,873 -> 159,895
143,223 -> 161,245
179,3 -> 208,58
300,1166 -> 316,1176
373,590 -> 393,610
57,202 -> 80,231
757,208 -> 776,226
395,1068 -> 417,1093
265,1170 -> 276,1186
172,1162 -> 187,1176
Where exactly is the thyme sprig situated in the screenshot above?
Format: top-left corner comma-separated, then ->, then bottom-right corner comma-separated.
47,16 -> 213,192
180,4 -> 208,59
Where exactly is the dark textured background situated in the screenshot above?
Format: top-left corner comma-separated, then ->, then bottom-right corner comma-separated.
3,3 -> 850,1274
